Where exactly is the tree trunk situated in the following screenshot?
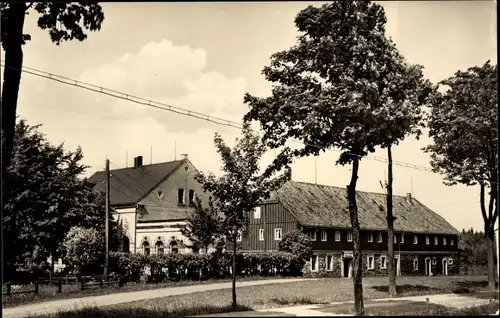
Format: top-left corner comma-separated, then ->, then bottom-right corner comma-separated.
386,145 -> 397,297
346,156 -> 364,316
1,2 -> 26,179
232,236 -> 237,309
486,229 -> 497,290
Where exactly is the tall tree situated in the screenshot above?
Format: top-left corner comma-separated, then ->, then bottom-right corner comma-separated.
195,123 -> 289,309
376,53 -> 434,297
459,228 -> 488,274
3,119 -> 116,279
243,1 -> 415,315
1,2 -> 104,179
424,61 -> 498,290
180,196 -> 221,254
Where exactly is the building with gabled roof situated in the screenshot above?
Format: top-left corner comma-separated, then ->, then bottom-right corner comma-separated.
89,155 -> 209,254
240,180 -> 460,278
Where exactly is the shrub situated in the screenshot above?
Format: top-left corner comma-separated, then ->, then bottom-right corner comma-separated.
109,252 -> 146,283
63,227 -> 105,275
278,230 -> 313,275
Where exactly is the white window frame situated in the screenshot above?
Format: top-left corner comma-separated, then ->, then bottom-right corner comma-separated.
310,255 -> 319,272
432,257 -> 437,265
394,234 -> 397,244
413,235 -> 418,244
274,228 -> 282,241
400,233 -> 405,243
448,258 -> 453,265
367,233 -> 374,243
443,237 -> 447,245
259,229 -> 264,241
334,231 -> 341,242
347,231 -> 353,242
425,236 -> 430,245
254,206 -> 261,219
309,230 -> 317,241
367,254 -> 375,270
450,238 -> 454,246
377,232 -> 383,243
413,258 -> 419,271
326,254 -> 334,271
380,255 -> 387,269
434,236 -> 438,245
321,230 -> 327,241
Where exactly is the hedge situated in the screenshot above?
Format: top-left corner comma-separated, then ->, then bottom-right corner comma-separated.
109,251 -> 302,283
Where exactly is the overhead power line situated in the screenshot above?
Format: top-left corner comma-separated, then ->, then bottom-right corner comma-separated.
1,63 -> 434,173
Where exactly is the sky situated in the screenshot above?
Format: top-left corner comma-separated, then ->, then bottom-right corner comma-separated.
7,1 -> 497,232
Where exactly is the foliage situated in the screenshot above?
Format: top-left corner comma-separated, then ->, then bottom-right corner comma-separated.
63,227 -> 105,275
180,196 -> 221,253
2,119 -> 118,279
459,228 -> 488,266
278,230 -> 313,275
108,251 -> 298,283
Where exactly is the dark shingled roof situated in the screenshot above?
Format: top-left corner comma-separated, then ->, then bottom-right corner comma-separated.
89,160 -> 184,206
275,181 -> 459,235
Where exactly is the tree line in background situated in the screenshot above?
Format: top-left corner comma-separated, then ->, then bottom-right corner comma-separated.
1,0 -> 497,317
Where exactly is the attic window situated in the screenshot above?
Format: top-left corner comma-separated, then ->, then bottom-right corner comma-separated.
367,234 -> 374,243
189,190 -> 195,205
157,191 -> 164,199
450,238 -> 454,246
413,235 -> 418,244
434,236 -> 438,245
347,231 -> 353,242
377,233 -> 383,243
178,189 -> 185,205
443,237 -> 447,245
425,236 -> 430,245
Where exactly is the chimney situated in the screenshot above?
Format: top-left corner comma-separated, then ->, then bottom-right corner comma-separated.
181,153 -> 188,160
134,156 -> 143,168
406,193 -> 412,204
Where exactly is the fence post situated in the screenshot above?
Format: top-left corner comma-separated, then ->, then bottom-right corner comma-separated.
6,283 -> 11,296
80,277 -> 85,291
34,280 -> 39,294
426,298 -> 429,315
58,280 -> 62,293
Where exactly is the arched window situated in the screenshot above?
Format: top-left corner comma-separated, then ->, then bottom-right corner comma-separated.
170,240 -> 179,254
156,241 -> 164,255
143,241 -> 150,256
122,236 -> 130,253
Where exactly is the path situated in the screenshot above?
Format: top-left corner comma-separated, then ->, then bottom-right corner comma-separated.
2,278 -> 314,318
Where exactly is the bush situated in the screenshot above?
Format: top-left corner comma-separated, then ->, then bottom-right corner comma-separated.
63,227 -> 105,275
278,230 -> 313,275
108,251 -> 298,283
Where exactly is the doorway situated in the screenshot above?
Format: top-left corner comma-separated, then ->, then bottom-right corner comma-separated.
425,257 -> 432,276
343,258 -> 353,278
442,258 -> 448,275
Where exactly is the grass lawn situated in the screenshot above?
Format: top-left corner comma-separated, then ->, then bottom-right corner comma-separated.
29,275 -> 497,317
2,275 -> 293,309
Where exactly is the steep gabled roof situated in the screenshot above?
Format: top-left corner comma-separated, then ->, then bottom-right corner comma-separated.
89,160 -> 184,206
275,181 -> 459,235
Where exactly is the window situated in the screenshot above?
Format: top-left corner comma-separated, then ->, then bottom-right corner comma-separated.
254,206 -> 261,219
236,230 -> 242,242
434,236 -> 438,245
413,235 -> 418,244
326,255 -> 333,271
432,257 -> 437,265
394,234 -> 397,244
450,238 -> 454,246
274,228 -> 282,241
188,190 -> 195,205
347,231 -> 353,242
157,191 -> 164,199
413,258 -> 419,271
380,255 -> 387,269
448,258 -> 453,265
309,230 -> 317,241
367,255 -> 375,270
155,241 -> 164,255
425,236 -> 430,245
177,189 -> 184,205
367,233 -> 374,243
377,233 -> 383,243
311,255 -> 318,271
143,241 -> 150,256
400,234 -> 405,243
334,231 -> 341,242
320,230 -> 327,241
443,237 -> 447,245
259,229 -> 265,241
170,241 -> 179,254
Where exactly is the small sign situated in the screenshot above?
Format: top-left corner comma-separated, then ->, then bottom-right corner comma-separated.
343,251 -> 354,258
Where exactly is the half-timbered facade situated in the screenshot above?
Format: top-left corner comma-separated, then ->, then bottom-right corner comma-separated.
240,181 -> 460,278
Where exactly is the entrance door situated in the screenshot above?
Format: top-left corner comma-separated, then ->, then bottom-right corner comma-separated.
425,258 -> 432,276
343,259 -> 353,278
442,258 -> 448,275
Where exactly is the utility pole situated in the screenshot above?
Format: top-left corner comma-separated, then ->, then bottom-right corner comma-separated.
104,159 -> 110,279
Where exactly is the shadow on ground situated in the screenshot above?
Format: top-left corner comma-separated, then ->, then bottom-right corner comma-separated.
30,305 -> 255,318
370,284 -> 440,294
451,280 -> 498,294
